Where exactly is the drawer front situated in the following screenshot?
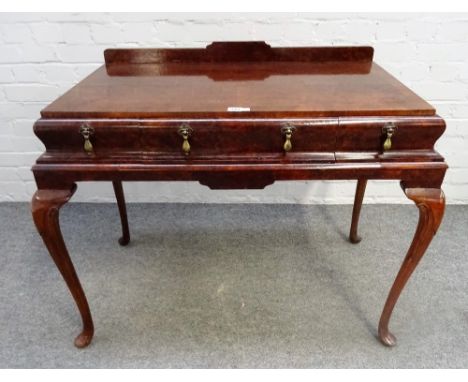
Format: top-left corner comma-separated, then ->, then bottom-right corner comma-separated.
337,117 -> 446,152
34,121 -> 141,154
34,119 -> 338,160
140,119 -> 337,156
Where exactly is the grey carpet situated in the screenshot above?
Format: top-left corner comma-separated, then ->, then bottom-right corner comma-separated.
0,202 -> 466,368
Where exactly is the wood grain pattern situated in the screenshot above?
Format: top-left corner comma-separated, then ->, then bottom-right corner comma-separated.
41,42 -> 433,119
104,42 -> 375,64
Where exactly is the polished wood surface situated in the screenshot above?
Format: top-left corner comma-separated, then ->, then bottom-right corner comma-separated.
31,185 -> 94,348
104,41 -> 374,64
349,179 -> 367,244
378,185 -> 446,346
41,42 -> 433,119
112,180 -> 130,246
31,42 -> 447,348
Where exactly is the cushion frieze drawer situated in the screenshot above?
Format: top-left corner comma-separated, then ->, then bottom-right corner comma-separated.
141,119 -> 338,156
34,120 -> 142,155
34,119 -> 338,163
337,116 -> 446,153
336,116 -> 446,163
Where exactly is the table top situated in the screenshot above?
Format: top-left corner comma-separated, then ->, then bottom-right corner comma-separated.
41,42 -> 435,119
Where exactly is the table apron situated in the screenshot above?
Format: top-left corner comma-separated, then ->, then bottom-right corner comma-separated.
32,161 -> 447,190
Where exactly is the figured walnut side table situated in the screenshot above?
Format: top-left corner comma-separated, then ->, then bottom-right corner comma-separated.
31,42 -> 447,348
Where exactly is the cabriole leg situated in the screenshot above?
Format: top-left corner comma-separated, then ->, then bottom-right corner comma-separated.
31,185 -> 94,348
378,186 -> 445,346
349,179 -> 367,243
112,180 -> 130,246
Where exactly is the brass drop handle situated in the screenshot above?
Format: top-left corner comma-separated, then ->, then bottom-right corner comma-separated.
281,124 -> 296,152
178,124 -> 193,155
79,123 -> 94,154
382,123 -> 397,151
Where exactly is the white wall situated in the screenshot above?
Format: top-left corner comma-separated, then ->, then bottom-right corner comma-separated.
0,12 -> 467,203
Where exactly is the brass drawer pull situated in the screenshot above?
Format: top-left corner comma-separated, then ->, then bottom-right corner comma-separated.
178,124 -> 193,155
281,124 -> 296,152
79,123 -> 94,154
382,123 -> 397,151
